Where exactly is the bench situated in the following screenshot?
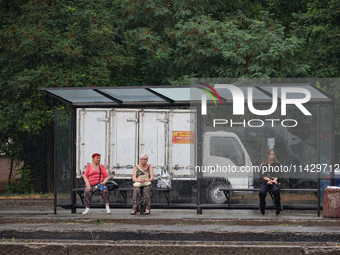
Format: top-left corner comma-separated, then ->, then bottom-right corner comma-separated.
219,188 -> 320,214
72,186 -> 172,208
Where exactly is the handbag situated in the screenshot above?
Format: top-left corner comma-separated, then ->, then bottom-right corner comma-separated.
133,165 -> 152,187
106,180 -> 119,191
92,184 -> 100,193
156,169 -> 171,189
92,165 -> 119,193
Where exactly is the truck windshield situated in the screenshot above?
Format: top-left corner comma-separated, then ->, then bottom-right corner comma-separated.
210,137 -> 245,166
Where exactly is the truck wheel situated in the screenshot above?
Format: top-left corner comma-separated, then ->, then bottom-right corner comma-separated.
207,182 -> 229,204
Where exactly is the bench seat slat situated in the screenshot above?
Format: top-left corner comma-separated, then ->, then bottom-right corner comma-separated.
219,188 -> 320,216
72,187 -> 172,208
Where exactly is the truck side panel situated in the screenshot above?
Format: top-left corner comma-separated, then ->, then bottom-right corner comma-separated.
168,111 -> 196,179
110,109 -> 138,177
138,110 -> 167,176
77,109 -> 109,177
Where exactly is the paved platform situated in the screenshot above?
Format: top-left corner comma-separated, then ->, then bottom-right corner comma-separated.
0,200 -> 340,254
1,206 -> 340,237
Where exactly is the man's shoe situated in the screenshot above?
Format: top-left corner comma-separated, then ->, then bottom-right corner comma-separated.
260,210 -> 265,215
82,211 -> 90,215
275,210 -> 280,215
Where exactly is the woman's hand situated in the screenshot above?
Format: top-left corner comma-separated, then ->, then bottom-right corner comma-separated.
267,179 -> 279,185
139,178 -> 146,183
101,177 -> 109,186
83,176 -> 91,191
272,179 -> 278,185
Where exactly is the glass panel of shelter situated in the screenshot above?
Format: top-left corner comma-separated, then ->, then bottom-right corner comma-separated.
201,102 -> 320,205
319,105 -> 334,205
56,110 -> 73,208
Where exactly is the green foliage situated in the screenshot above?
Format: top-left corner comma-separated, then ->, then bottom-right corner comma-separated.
290,0 -> 340,132
290,0 -> 340,78
171,12 -> 308,79
4,165 -> 34,194
0,0 -> 132,135
260,0 -> 310,29
217,12 -> 308,78
0,0 -> 132,192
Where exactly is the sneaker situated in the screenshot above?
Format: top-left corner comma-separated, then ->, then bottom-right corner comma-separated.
260,210 -> 265,215
82,211 -> 90,215
275,210 -> 280,216
106,210 -> 111,214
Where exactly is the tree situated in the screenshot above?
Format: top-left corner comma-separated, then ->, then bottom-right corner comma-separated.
290,0 -> 340,135
170,12 -> 309,79
290,0 -> 340,78
0,0 -> 131,192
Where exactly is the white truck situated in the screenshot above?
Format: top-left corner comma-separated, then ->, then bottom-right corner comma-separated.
76,108 -> 253,203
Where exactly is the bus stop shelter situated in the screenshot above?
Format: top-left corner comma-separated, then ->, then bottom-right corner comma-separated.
42,78 -> 336,216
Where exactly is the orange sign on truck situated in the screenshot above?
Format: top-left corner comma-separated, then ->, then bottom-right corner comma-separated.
172,131 -> 194,144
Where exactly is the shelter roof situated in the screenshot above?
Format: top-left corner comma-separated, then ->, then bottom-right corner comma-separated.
41,84 -> 332,108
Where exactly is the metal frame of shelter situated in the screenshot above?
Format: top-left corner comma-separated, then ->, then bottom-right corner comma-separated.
42,82 -> 335,215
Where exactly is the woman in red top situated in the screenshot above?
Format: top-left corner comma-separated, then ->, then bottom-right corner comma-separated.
82,153 -> 110,215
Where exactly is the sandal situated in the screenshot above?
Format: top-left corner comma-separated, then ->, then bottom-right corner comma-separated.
131,211 -> 137,215
143,210 -> 150,215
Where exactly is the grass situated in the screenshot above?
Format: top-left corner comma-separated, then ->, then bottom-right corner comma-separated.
213,227 -> 224,231
0,192 -> 54,199
174,221 -> 187,226
278,224 -> 304,227
90,231 -> 100,242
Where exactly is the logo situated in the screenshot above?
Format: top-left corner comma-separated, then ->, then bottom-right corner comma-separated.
198,82 -> 222,115
199,84 -> 312,128
200,84 -> 312,116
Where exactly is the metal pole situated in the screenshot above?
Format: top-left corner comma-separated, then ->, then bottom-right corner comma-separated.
330,104 -> 335,186
54,109 -> 58,215
71,108 -> 77,213
196,104 -> 203,214
317,105 -> 321,217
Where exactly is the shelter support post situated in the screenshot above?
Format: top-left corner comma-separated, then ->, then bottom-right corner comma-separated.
196,104 -> 203,214
71,108 -> 77,213
54,109 -> 58,215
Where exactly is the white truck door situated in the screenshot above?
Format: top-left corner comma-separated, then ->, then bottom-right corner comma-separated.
76,108 -> 110,177
168,110 -> 196,179
110,109 -> 138,177
203,132 -> 252,189
138,110 -> 167,176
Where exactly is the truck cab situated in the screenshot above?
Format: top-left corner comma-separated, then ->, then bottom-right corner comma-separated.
201,131 -> 254,203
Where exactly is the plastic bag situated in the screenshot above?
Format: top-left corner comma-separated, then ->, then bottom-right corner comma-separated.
106,180 -> 119,191
157,169 -> 171,189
